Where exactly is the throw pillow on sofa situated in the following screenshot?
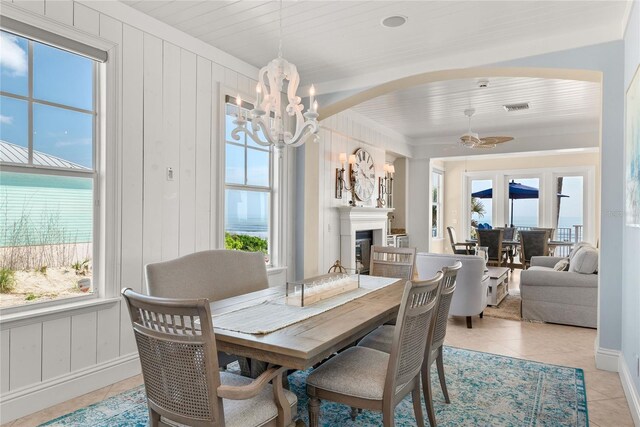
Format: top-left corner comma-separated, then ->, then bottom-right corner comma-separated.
553,258 -> 570,271
568,247 -> 598,274
569,242 -> 592,262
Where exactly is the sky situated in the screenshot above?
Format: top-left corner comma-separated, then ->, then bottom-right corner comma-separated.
0,31 -> 94,169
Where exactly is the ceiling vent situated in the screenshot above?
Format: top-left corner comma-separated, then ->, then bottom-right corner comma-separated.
503,102 -> 530,112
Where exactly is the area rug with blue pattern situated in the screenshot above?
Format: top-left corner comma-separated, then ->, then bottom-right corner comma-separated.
41,347 -> 588,426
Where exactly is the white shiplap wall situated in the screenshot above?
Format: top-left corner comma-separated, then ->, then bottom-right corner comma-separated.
303,109 -> 412,277
0,0 -> 281,422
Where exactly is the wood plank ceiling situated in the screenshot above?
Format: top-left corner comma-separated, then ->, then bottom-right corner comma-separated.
123,1 -> 627,87
123,1 -> 616,142
351,77 -> 601,140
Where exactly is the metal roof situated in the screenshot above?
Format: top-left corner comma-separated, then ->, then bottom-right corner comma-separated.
0,140 -> 90,170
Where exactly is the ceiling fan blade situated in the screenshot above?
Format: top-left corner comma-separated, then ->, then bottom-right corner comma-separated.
479,136 -> 514,145
460,132 -> 481,146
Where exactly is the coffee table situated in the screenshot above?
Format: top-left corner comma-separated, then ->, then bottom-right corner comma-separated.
486,266 -> 510,306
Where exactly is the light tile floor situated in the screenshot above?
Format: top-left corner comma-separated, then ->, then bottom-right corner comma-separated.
4,271 -> 634,427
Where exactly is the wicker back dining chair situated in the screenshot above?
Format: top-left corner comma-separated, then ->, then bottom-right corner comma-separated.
369,246 -> 417,279
306,272 -> 443,427
357,262 -> 462,427
121,288 -> 296,427
477,229 -> 505,267
520,230 -> 550,269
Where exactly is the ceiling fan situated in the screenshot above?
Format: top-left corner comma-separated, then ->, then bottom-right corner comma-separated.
459,108 -> 514,149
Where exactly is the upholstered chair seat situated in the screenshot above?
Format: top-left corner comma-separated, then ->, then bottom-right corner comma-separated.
219,372 -> 297,427
307,347 -> 391,400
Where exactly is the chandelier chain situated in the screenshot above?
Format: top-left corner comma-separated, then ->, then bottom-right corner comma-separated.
278,0 -> 283,58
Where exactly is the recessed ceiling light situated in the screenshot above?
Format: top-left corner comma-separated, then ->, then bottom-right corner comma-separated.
381,15 -> 408,28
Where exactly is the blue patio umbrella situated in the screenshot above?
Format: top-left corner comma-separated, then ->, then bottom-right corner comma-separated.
472,181 -> 568,227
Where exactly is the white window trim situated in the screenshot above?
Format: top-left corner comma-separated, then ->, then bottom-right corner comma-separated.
462,166 -> 596,243
0,5 -> 121,316
219,86 -> 287,268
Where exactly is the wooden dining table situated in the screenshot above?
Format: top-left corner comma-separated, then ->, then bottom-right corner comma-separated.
209,278 -> 405,371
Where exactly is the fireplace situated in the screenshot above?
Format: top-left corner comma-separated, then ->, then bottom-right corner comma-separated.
337,207 -> 394,272
355,230 -> 373,274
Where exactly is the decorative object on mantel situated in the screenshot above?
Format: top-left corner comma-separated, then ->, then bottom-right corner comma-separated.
376,163 -> 395,207
335,152 -> 356,200
458,108 -> 514,149
231,0 -> 318,150
351,149 -> 376,201
335,149 -> 376,203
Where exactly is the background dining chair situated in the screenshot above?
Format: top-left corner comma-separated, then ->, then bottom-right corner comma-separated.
121,289 -> 297,427
477,229 -> 505,267
447,226 -> 475,255
520,230 -> 550,269
369,246 -> 417,279
306,272 -> 443,427
357,262 -> 462,427
145,250 -> 269,375
416,253 -> 488,329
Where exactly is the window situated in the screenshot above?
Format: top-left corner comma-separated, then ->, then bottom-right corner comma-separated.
223,97 -> 272,263
469,178 -> 493,239
431,170 -> 443,238
0,30 -> 98,308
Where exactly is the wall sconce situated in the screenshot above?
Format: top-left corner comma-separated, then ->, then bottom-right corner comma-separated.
377,163 -> 395,207
335,153 -> 356,200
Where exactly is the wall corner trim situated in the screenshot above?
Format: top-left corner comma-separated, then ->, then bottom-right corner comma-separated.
619,356 -> 640,426
595,346 -> 621,372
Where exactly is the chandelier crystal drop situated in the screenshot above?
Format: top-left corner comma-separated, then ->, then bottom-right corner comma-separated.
232,0 -> 319,149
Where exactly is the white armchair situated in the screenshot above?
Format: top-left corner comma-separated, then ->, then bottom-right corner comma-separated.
416,253 -> 489,328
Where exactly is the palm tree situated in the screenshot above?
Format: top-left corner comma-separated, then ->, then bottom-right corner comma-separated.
470,197 -> 486,238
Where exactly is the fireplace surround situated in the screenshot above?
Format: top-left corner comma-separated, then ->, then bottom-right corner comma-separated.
337,207 -> 394,271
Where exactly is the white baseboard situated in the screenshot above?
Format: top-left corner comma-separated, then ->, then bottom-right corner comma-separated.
0,353 -> 141,424
595,346 -> 620,372
619,357 -> 640,427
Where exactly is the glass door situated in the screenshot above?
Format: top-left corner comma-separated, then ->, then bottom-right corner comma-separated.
554,175 -> 584,242
470,178 -> 493,239
505,177 -> 540,229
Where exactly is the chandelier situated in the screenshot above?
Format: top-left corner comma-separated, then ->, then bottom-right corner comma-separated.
232,0 -> 319,149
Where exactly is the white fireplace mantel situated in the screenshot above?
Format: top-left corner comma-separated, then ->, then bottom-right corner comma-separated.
337,207 -> 394,270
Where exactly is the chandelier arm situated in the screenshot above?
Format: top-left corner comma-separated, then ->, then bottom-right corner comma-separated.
247,117 -> 278,147
284,121 -> 318,147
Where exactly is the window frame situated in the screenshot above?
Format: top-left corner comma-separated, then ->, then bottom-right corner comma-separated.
0,23 -> 107,314
221,92 -> 278,266
431,169 -> 444,239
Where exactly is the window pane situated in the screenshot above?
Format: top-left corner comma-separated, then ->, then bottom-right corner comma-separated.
33,103 -> 94,169
224,189 -> 269,255
556,176 -> 583,243
33,42 -> 93,110
0,171 -> 94,307
508,178 -> 539,228
0,96 -> 29,163
0,31 -> 28,96
470,179 -> 492,238
247,147 -> 269,187
225,143 -> 245,185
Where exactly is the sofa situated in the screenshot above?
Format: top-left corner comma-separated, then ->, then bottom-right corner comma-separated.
520,243 -> 598,328
417,253 -> 489,328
